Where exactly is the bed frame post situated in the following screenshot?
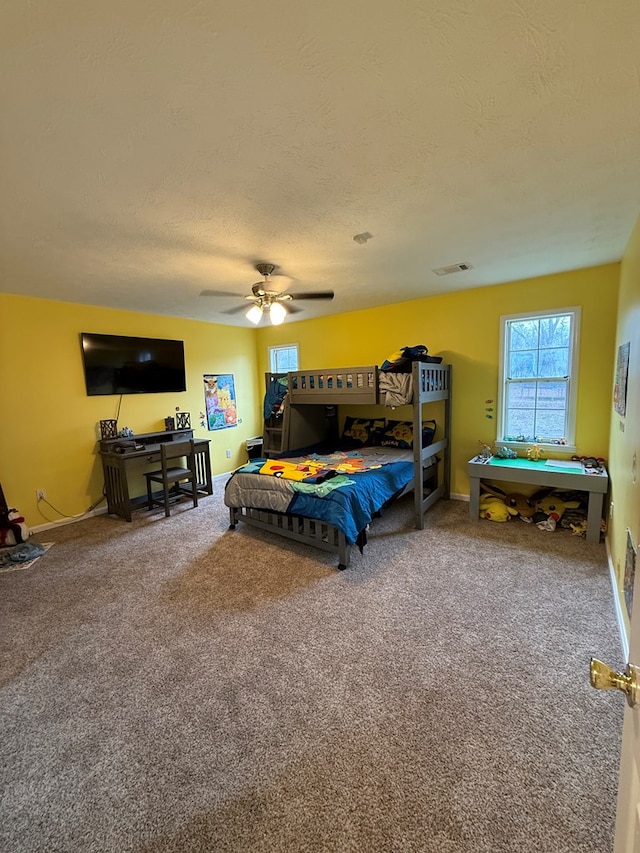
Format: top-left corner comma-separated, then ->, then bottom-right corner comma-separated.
443,365 -> 452,499
412,361 -> 452,529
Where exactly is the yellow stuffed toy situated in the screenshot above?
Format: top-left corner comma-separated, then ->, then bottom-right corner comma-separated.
479,494 -> 519,522
534,492 -> 582,532
534,494 -> 581,523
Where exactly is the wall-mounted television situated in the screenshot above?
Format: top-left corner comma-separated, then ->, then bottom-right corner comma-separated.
80,332 -> 187,396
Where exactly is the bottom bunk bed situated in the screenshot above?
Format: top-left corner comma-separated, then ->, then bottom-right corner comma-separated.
226,361 -> 451,569
225,446 -> 437,569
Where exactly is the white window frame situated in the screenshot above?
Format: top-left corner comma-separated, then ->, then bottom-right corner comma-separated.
269,343 -> 299,374
496,306 -> 580,454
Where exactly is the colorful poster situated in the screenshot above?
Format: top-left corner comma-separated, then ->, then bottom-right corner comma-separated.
203,374 -> 237,431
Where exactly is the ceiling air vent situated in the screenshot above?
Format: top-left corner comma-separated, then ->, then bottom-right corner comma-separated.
432,262 -> 473,276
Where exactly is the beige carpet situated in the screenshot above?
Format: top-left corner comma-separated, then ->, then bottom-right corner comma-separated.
0,482 -> 624,852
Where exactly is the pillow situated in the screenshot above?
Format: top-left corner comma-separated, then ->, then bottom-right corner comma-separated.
379,419 -> 436,449
340,416 -> 386,448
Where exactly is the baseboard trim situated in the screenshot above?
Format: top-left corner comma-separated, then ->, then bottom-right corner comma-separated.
30,505 -> 109,535
605,536 -> 629,662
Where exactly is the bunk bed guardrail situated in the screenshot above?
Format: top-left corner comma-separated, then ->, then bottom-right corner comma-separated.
289,366 -> 379,405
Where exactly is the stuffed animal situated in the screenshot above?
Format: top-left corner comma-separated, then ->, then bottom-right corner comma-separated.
527,444 -> 545,461
480,484 -> 534,521
559,507 -> 588,530
0,509 -> 28,547
534,493 -> 581,523
504,492 -> 536,519
533,493 -> 582,532
479,494 -> 519,522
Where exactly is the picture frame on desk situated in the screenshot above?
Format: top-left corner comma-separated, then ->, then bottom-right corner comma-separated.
99,419 -> 118,439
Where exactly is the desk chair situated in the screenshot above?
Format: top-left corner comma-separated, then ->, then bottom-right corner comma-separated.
144,439 -> 199,517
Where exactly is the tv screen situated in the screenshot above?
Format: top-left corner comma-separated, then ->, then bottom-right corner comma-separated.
80,332 -> 187,396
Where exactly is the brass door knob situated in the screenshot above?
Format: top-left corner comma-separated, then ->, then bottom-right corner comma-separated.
590,658 -> 639,708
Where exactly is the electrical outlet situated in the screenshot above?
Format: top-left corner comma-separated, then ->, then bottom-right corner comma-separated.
226,449 -> 232,459
36,488 -> 46,501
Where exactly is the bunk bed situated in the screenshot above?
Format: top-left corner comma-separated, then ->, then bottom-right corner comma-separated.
225,362 -> 451,569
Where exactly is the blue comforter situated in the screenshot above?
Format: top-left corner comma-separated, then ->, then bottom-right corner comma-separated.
287,461 -> 414,543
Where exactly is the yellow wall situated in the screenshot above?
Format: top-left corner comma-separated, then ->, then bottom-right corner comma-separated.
257,263 -> 619,496
0,295 -> 262,525
0,261 -> 621,534
608,216 -> 640,635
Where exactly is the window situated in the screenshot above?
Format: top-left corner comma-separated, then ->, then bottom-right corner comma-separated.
497,307 -> 580,451
269,344 -> 299,374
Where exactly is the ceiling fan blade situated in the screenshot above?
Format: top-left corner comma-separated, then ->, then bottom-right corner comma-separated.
287,290 -> 334,301
285,303 -> 303,314
200,289 -> 242,298
220,304 -> 252,315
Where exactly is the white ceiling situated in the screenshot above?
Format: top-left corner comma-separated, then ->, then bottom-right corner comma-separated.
2,1 -> 640,327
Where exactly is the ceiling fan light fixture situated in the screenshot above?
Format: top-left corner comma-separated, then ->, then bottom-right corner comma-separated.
246,304 -> 263,324
269,301 -> 287,325
203,261 -> 333,320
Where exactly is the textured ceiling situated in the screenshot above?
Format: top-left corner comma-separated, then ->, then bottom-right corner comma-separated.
2,1 -> 640,326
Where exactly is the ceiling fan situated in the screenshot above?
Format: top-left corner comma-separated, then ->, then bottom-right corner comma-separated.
200,263 -> 334,325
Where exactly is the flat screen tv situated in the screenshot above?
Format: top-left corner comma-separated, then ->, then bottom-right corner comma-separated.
80,332 -> 187,396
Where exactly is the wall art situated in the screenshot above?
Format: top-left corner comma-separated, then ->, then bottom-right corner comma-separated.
203,374 -> 237,431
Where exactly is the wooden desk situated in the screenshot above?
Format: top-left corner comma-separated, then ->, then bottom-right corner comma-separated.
467,456 -> 609,544
99,429 -> 212,521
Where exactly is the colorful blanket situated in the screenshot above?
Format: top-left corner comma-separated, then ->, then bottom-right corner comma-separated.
256,450 -> 383,482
